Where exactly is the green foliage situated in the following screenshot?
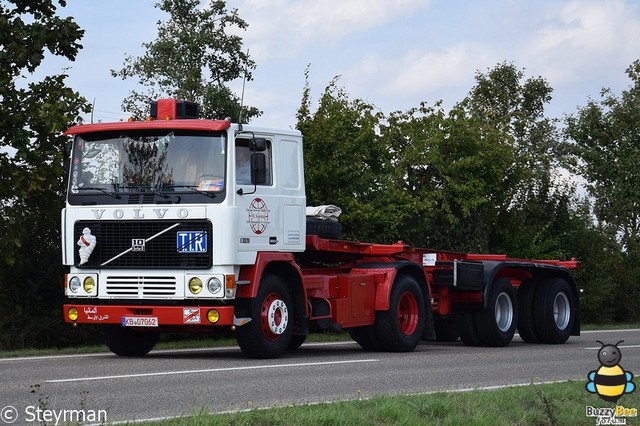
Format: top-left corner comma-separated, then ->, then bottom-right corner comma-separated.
0,0 -> 91,349
112,0 -> 260,122
566,60 -> 640,251
564,59 -> 640,322
297,74 -> 390,242
299,63 -> 588,257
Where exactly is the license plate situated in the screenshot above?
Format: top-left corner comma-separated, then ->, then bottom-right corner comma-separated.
121,316 -> 158,327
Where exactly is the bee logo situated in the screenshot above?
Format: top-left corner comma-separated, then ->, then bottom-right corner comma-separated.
586,340 -> 635,403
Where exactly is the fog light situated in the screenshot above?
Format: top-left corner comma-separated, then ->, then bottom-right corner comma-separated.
207,309 -> 220,324
83,276 -> 96,293
68,307 -> 79,321
69,276 -> 81,293
189,277 -> 203,294
207,277 -> 222,294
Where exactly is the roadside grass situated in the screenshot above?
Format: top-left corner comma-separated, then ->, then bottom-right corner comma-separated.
138,381 -> 640,425
0,323 -> 637,358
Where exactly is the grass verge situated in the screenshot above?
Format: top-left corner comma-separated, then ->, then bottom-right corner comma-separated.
137,381 -> 640,425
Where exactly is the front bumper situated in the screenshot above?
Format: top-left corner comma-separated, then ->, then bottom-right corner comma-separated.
63,304 -> 235,327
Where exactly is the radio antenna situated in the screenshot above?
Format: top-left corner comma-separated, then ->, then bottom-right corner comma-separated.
238,49 -> 249,131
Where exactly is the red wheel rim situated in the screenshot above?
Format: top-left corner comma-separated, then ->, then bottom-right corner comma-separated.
397,291 -> 419,336
260,292 -> 289,341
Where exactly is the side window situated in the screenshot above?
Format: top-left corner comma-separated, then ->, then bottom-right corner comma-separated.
235,138 -> 272,185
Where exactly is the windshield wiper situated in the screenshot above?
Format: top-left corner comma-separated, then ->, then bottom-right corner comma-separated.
183,186 -> 218,198
75,187 -> 121,199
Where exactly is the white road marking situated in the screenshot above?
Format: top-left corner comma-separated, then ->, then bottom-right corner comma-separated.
585,344 -> 640,350
46,358 -> 379,383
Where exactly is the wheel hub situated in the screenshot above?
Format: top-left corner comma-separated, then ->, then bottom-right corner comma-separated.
495,292 -> 514,333
261,293 -> 289,340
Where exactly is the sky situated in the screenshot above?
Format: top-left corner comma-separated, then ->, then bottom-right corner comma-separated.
33,0 -> 640,129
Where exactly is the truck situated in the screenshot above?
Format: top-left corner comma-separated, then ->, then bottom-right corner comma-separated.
61,98 -> 581,359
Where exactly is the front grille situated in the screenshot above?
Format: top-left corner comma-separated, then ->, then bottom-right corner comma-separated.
105,275 -> 177,298
74,220 -> 212,269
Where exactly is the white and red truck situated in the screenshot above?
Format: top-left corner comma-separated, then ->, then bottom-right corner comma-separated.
62,99 -> 581,358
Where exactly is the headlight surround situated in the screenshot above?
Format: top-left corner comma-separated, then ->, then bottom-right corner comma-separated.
69,276 -> 81,293
207,277 -> 222,295
188,277 -> 203,294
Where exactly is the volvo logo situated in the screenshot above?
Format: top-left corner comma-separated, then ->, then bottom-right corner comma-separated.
132,238 -> 146,252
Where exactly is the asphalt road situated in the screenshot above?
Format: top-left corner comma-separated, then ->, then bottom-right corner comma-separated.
1,329 -> 639,424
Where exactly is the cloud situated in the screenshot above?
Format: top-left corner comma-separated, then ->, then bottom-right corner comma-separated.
235,0 -> 431,61
524,0 -> 640,84
351,43 -> 491,96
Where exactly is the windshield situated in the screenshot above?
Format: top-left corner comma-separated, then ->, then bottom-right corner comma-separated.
69,130 -> 227,199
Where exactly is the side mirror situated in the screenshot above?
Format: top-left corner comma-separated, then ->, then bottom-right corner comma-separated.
251,153 -> 267,184
250,138 -> 267,152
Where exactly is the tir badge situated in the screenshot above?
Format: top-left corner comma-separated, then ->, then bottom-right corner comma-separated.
77,227 -> 97,265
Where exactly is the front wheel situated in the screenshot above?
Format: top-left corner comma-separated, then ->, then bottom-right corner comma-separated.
374,275 -> 425,352
236,274 -> 293,359
104,326 -> 158,356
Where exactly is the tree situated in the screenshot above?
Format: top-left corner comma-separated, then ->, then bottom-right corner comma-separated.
566,59 -> 640,251
0,0 -> 90,349
297,74 -> 390,242
565,59 -> 640,322
112,0 -> 259,121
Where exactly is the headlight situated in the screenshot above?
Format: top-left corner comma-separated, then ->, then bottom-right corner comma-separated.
69,276 -> 81,293
83,276 -> 96,293
189,277 -> 203,294
207,277 -> 222,294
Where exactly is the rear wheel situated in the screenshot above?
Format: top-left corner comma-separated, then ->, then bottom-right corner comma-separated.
349,326 -> 382,351
104,326 -> 158,356
374,275 -> 425,352
516,279 -> 539,343
236,274 -> 293,358
475,278 -> 518,347
456,309 -> 481,346
434,318 -> 459,342
534,278 -> 575,344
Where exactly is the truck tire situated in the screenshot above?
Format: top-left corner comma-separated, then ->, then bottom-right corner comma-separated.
456,310 -> 481,346
104,326 -> 158,356
287,334 -> 307,350
516,279 -> 540,343
534,277 -> 575,344
434,318 -> 459,342
374,275 -> 425,352
349,326 -> 382,351
306,217 -> 341,239
475,278 -> 518,347
236,274 -> 293,358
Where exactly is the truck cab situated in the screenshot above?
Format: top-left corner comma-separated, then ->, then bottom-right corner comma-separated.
62,99 -> 304,333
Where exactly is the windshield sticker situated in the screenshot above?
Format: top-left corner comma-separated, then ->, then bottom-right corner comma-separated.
197,179 -> 224,192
